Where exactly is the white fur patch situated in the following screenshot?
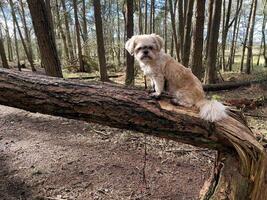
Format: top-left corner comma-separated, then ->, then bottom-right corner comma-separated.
199,100 -> 227,122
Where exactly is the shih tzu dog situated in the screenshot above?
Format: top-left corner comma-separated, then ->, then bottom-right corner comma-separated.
125,34 -> 227,122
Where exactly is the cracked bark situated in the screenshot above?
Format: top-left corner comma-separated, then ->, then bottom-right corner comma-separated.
0,68 -> 266,200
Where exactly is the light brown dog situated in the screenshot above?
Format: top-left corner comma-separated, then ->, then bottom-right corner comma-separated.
125,34 -> 227,122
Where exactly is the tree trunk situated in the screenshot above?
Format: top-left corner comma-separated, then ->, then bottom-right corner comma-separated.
45,0 -> 56,45
55,0 -> 69,61
189,0 -> 205,79
0,38 -> 9,69
227,0 -> 242,71
27,0 -> 63,77
150,0 -> 155,33
231,9 -> 242,69
144,0 -> 148,34
221,0 -> 232,72
164,0 -> 168,53
204,0 -> 222,84
61,0 -> 75,62
263,12 -> 267,68
82,0 -> 89,57
72,25 -> 77,58
204,0 -> 213,61
170,34 -> 174,57
245,0 -> 257,74
13,17 -> 21,71
0,68 -> 267,200
125,0 -> 134,86
169,0 -> 181,61
73,0 -> 85,72
116,0 -> 121,67
178,0 -> 184,60
202,79 -> 267,91
93,0 -> 109,82
240,0 -> 254,73
19,0 -> 34,62
257,38 -> 263,66
9,0 -> 36,72
182,0 -> 194,67
0,5 -> 13,62
138,0 -> 143,34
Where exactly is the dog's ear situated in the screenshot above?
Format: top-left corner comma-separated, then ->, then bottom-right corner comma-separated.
125,36 -> 137,55
151,34 -> 163,50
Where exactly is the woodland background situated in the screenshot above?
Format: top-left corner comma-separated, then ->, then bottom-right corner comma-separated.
0,0 -> 266,85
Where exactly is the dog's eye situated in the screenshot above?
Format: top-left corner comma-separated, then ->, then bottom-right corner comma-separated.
148,46 -> 153,50
136,47 -> 142,51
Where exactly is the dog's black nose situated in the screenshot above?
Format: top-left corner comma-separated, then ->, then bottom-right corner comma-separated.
144,50 -> 148,54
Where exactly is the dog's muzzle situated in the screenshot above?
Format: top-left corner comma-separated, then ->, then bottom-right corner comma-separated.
141,54 -> 152,60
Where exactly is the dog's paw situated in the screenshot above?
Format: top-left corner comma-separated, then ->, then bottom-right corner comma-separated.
150,92 -> 161,99
147,88 -> 156,94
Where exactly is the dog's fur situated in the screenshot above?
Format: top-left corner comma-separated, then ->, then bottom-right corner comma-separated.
125,34 -> 227,122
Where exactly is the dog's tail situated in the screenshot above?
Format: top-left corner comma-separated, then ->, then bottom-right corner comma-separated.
196,99 -> 227,122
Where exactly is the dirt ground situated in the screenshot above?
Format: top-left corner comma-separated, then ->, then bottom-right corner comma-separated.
0,73 -> 266,200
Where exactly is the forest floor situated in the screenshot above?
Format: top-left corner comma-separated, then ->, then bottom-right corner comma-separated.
0,69 -> 267,200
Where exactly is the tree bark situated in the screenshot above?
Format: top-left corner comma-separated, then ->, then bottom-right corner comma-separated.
150,0 -> 155,33
221,0 -> 232,72
169,0 -> 181,61
227,0 -> 242,71
55,0 -> 69,61
245,0 -> 257,74
93,0 -> 109,82
0,68 -> 267,200
240,0 -> 254,73
257,38 -> 263,66
231,9 -> 242,69
82,0 -> 89,56
18,0 -> 34,62
116,0 -> 121,67
189,0 -> 205,79
9,0 -> 36,72
144,0 -> 148,34
125,0 -> 134,86
182,0 -> 194,67
204,0 -> 214,60
138,0 -> 143,34
263,12 -> 267,68
44,0 -> 56,45
13,16 -> 21,71
73,0 -> 85,72
204,0 -> 222,84
203,79 -> 267,91
61,0 -> 75,62
27,0 -> 63,77
170,34 -> 174,57
0,5 -> 13,62
178,0 -> 184,60
262,1 -> 267,68
164,0 -> 168,53
0,37 -> 9,69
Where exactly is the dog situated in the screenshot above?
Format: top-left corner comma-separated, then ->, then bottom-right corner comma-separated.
125,34 -> 227,122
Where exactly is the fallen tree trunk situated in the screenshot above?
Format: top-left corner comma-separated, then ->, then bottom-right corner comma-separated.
225,97 -> 265,110
203,79 -> 267,91
67,74 -> 123,80
0,68 -> 266,200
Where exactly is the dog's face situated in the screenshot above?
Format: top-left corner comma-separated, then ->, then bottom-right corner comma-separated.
125,34 -> 163,63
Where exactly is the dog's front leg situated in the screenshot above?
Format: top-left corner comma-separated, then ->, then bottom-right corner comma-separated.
150,75 -> 164,99
146,77 -> 155,93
